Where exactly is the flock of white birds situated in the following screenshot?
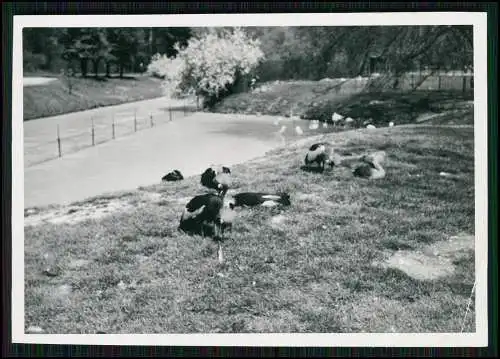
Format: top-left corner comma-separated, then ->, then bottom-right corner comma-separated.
273,110 -> 396,140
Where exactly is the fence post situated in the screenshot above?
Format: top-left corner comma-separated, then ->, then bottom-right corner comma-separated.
134,109 -> 137,132
169,107 -> 172,122
91,117 -> 95,146
150,113 -> 154,127
112,113 -> 115,140
57,125 -> 62,158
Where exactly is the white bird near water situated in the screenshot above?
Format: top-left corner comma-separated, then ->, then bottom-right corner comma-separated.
323,122 -> 328,128
331,112 -> 344,124
295,126 -> 304,135
309,120 -> 319,130
366,124 -> 377,129
345,117 -> 354,124
279,125 -> 287,134
389,121 -> 394,127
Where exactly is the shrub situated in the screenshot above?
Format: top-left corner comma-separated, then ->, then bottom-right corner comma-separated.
23,50 -> 47,73
147,53 -> 171,79
149,27 -> 265,108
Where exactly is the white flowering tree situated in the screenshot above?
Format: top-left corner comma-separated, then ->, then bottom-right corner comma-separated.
147,27 -> 265,108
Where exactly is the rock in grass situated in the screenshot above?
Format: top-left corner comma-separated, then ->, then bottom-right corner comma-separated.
43,268 -> 60,277
42,251 -> 61,276
264,255 -> 275,263
42,261 -> 61,277
270,215 -> 287,227
25,208 -> 37,216
117,281 -> 126,290
26,326 -> 44,334
218,244 -> 224,265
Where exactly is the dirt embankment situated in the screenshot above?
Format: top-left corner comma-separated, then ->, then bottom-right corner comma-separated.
212,80 -> 474,128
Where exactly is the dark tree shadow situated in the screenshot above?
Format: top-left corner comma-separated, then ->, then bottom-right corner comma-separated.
159,105 -> 198,112
300,165 -> 326,173
79,74 -> 140,81
102,76 -> 138,81
178,219 -> 232,242
90,77 -> 109,82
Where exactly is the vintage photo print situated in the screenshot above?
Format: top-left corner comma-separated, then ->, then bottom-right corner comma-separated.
11,12 -> 488,347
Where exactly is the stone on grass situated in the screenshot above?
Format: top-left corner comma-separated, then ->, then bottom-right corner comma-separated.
384,250 -> 455,281
270,215 -> 287,229
264,255 -> 275,263
26,326 -> 44,334
376,233 -> 474,281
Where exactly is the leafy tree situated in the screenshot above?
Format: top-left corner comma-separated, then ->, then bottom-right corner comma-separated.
59,28 -> 93,77
86,28 -> 112,78
153,27 -> 192,58
106,28 -> 140,77
149,27 -> 265,108
23,28 -> 62,72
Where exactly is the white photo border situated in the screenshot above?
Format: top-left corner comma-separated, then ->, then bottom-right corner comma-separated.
11,12 -> 489,347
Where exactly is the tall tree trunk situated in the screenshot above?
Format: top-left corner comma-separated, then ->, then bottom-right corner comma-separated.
149,28 -> 154,57
93,59 -> 99,79
119,63 -> 124,78
46,54 -> 53,72
80,58 -> 88,78
106,62 -> 111,78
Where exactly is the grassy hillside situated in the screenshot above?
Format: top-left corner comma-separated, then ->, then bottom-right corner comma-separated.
24,124 -> 475,334
212,79 -> 474,128
23,74 -> 165,121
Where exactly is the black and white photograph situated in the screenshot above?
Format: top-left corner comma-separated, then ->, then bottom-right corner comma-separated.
11,12 -> 489,347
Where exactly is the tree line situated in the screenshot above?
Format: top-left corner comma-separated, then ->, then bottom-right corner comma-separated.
247,25 -> 473,82
24,25 -> 473,84
23,27 -> 192,77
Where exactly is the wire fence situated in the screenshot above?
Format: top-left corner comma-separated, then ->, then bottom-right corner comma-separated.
295,71 -> 474,100
25,102 -> 199,168
396,71 -> 474,91
365,70 -> 474,92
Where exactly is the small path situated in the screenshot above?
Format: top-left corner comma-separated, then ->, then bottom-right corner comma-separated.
23,77 -> 58,87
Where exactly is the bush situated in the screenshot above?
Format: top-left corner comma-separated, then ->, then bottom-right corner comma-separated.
149,27 -> 265,108
23,50 -> 47,73
147,53 -> 170,79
